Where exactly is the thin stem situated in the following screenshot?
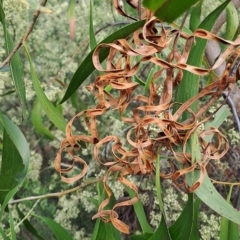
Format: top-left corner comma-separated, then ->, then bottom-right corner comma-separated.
14,200 -> 40,231
138,0 -> 141,20
222,91 -> 240,132
169,10 -> 189,63
0,0 -> 48,69
211,178 -> 240,186
9,177 -> 102,204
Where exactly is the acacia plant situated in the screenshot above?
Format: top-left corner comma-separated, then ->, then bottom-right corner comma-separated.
0,0 -> 240,239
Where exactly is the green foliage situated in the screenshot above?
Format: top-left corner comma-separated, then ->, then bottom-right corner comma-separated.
0,0 -> 240,239
143,0 -> 200,22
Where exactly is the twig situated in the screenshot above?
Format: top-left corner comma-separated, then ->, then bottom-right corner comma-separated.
0,0 -> 48,69
169,10 -> 189,62
95,21 -> 129,35
13,200 -> 40,232
211,178 -> 240,186
138,0 -> 141,20
222,91 -> 240,132
9,177 -> 102,204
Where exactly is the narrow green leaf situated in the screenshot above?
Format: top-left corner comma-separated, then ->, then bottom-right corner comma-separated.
169,194 -> 196,240
220,0 -> 238,41
149,214 -> 171,240
174,0 -> 230,118
152,150 -> 172,240
0,113 -> 29,167
91,183 -> 105,240
92,182 -> 121,240
31,100 -> 55,140
16,206 -> 44,240
105,222 -> 121,240
134,75 -> 145,86
91,218 -> 102,240
34,215 -> 73,240
0,187 -> 18,220
67,0 -> 76,40
0,112 -> 29,206
70,91 -> 79,111
0,2 -> 27,118
190,174 -> 240,225
220,186 -> 239,240
89,0 -> 97,50
125,187 -> 153,234
155,150 -> 164,213
0,227 -> 10,240
0,129 -> 23,204
228,220 -> 239,240
23,43 -> 67,132
204,105 -> 230,142
87,197 -> 98,208
60,20 -> 145,104
189,0 -> 203,31
9,211 -> 17,240
144,68 -> 155,93
67,0 -> 75,20
142,0 -> 165,11
104,85 -> 112,92
189,198 -> 201,240
143,0 -> 200,23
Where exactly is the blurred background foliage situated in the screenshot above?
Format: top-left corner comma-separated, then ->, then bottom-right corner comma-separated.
0,0 -> 240,239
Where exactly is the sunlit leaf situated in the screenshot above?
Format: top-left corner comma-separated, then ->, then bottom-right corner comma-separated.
23,42 -> 67,132
192,175 -> 240,225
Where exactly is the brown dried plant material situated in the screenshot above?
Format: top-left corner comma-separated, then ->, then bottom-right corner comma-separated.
54,14 -> 240,233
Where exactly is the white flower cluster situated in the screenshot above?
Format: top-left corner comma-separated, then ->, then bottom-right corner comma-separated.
26,150 -> 43,183
227,128 -> 240,145
78,190 -> 97,213
149,196 -> 162,228
74,228 -> 91,240
54,194 -> 81,230
3,0 -> 26,19
199,212 -> 221,240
